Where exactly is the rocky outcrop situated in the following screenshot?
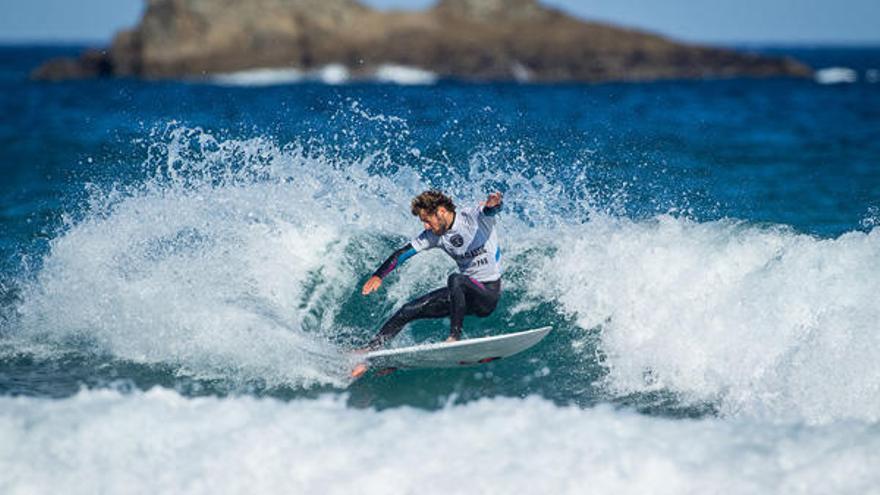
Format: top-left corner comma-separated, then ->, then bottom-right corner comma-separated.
33,0 -> 811,82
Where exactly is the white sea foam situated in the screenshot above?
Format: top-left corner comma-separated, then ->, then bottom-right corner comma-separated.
206,64 -> 348,86
209,68 -> 305,87
6,120 -> 579,388
373,65 -> 437,85
7,123 -> 880,425
208,65 -> 436,86
511,61 -> 533,82
316,64 -> 350,85
0,388 -> 877,495
814,67 -> 858,85
9,126 -> 435,388
530,215 -> 880,424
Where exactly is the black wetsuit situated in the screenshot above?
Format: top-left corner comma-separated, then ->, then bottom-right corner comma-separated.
367,273 -> 501,349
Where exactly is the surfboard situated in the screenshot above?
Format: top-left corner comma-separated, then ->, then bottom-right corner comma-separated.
356,326 -> 552,372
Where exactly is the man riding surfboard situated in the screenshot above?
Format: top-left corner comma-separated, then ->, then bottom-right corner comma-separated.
353,190 -> 504,378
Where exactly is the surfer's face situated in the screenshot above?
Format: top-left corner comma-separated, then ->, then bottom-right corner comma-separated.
419,207 -> 451,235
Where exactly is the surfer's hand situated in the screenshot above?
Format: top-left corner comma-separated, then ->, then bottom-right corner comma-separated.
485,192 -> 503,208
362,275 -> 382,295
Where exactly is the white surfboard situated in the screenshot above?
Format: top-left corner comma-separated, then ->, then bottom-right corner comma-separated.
360,326 -> 552,370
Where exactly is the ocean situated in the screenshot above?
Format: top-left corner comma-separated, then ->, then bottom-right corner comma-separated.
1,45 -> 879,493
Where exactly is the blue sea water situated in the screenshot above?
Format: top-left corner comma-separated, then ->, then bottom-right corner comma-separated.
1,45 -> 880,493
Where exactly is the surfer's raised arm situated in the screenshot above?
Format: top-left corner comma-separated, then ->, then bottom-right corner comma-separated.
481,191 -> 503,216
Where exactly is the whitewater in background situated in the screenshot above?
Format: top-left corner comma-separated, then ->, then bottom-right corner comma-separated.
209,64 -> 438,87
1,46 -> 880,493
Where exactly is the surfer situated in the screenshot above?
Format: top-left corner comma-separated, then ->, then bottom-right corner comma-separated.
357,189 -> 504,359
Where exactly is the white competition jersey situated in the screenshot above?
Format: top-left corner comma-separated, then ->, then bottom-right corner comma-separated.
410,205 -> 502,282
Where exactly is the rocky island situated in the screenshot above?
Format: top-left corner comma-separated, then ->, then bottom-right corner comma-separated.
33,0 -> 811,82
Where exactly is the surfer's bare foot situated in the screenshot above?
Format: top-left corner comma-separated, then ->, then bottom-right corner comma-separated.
445,336 -> 459,343
351,363 -> 369,378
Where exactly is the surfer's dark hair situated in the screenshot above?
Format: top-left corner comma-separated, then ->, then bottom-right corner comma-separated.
411,190 -> 456,216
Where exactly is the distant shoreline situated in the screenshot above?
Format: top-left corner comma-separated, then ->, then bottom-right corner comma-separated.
8,44 -> 880,88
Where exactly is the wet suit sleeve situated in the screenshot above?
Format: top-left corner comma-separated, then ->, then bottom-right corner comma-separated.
372,229 -> 439,279
372,243 -> 419,279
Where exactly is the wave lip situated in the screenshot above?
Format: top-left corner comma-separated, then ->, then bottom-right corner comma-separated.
6,127 -> 421,389
533,215 -> 880,424
2,388 -> 879,495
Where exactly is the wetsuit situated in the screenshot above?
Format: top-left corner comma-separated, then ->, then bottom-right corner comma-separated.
366,202 -> 503,349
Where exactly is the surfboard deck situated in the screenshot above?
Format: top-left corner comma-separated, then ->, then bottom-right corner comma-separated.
357,326 -> 552,371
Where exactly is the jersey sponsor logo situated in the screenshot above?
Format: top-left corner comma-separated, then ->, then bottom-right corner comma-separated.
455,245 -> 487,260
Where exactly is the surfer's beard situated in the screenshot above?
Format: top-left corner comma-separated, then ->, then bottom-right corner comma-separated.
438,218 -> 448,235
438,212 -> 455,235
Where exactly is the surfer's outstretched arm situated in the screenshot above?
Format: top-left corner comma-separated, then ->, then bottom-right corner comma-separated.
362,243 -> 418,295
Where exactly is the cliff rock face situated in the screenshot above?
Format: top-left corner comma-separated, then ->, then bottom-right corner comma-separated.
434,0 -> 551,21
33,0 -> 811,82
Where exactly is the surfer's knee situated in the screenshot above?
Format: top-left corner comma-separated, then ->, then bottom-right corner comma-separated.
397,294 -> 434,319
396,300 -> 421,319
